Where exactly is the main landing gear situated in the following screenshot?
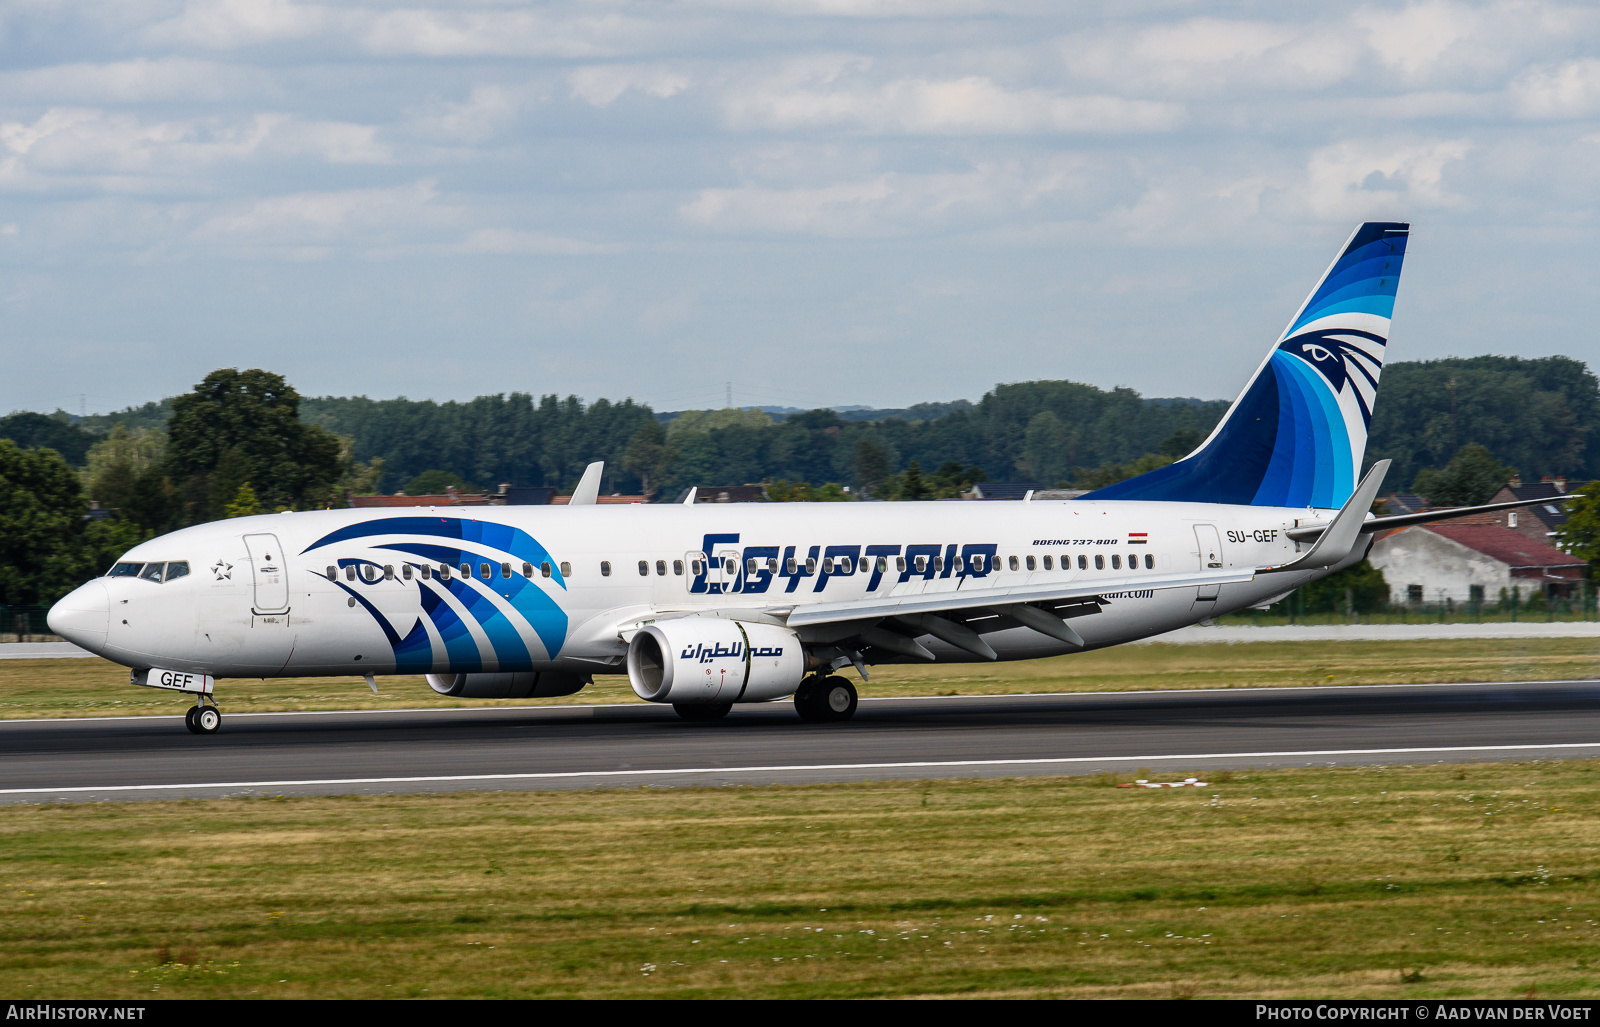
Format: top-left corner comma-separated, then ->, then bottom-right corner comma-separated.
793,675 -> 858,723
184,697 -> 221,735
673,702 -> 732,722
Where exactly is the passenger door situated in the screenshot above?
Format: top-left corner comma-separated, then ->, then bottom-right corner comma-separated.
243,533 -> 291,614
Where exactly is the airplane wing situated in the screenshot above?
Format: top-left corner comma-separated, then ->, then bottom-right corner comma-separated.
1286,493 -> 1573,542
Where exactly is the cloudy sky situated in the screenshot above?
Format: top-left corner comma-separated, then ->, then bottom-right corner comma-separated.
3,0 -> 1598,415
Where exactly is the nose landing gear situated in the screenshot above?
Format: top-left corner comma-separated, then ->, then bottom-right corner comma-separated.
184,697 -> 222,735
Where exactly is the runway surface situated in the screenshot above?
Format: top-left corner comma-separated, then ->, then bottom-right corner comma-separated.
4,680 -> 1600,803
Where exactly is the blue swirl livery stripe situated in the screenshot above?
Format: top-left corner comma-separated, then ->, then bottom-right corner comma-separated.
1082,222 -> 1405,509
307,517 -> 568,672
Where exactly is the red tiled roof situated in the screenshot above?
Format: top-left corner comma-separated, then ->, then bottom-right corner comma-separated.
1421,524 -> 1583,569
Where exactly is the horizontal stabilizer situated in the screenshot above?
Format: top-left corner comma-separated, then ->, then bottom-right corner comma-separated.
1286,493 -> 1574,542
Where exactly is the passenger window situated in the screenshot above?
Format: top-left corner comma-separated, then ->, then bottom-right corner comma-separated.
656,560 -> 667,576
822,557 -> 834,574
560,561 -> 572,576
767,558 -> 778,573
326,565 -> 337,581
108,562 -> 143,577
841,556 -> 854,574
1095,555 -> 1105,570
1012,555 -> 1022,571
345,565 -> 357,581
674,560 -> 684,576
725,557 -> 737,575
1111,554 -> 1121,570
1145,554 -> 1154,569
877,556 -> 888,573
1043,555 -> 1052,570
501,562 -> 511,579
440,564 -> 451,580
1023,555 -> 1033,571
747,558 -> 758,575
805,557 -> 817,574
934,556 -> 944,573
692,558 -> 705,575
383,565 -> 394,580
403,565 -> 414,580
481,563 -> 492,580
638,560 -> 648,576
460,563 -> 471,578
523,562 -> 534,578
915,555 -> 927,573
600,561 -> 612,577
542,562 -> 553,578
1078,555 -> 1088,570
952,556 -> 964,574
785,557 -> 797,574
896,556 -> 906,572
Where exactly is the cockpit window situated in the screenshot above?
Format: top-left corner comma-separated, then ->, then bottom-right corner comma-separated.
108,562 -> 143,577
138,563 -> 165,582
165,561 -> 190,581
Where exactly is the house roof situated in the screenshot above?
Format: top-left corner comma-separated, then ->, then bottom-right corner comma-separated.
1384,493 -> 1430,515
1494,480 -> 1590,531
1421,523 -> 1585,569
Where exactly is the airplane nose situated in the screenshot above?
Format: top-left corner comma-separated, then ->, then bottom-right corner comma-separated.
48,580 -> 109,652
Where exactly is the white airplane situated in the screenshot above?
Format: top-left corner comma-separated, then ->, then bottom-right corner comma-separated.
46,222 -> 1557,734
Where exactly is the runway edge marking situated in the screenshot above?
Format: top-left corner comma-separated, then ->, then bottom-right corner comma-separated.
6,741 -> 1600,796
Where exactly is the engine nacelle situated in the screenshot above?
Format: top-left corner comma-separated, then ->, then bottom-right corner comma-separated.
626,617 -> 805,705
426,670 -> 590,699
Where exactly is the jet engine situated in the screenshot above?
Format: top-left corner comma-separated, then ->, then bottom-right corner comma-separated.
425,670 -> 590,699
626,617 -> 805,705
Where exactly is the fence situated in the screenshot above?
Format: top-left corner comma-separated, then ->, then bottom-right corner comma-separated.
0,607 -> 57,642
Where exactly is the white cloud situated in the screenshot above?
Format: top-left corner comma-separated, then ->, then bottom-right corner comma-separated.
1305,137 -> 1472,219
193,179 -> 450,252
1354,1 -> 1595,85
0,59 -> 267,104
409,85 -> 529,143
680,159 -> 1091,236
1064,17 -> 1363,95
454,227 -> 623,255
147,0 -> 331,49
1511,58 -> 1600,118
722,59 -> 1181,134
570,65 -> 690,107
0,108 -> 388,190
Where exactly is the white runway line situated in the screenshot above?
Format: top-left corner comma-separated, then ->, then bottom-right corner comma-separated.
5,741 -> 1600,796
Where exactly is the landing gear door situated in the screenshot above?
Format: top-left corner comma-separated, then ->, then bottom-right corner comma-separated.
1193,524 -> 1224,601
243,533 -> 290,613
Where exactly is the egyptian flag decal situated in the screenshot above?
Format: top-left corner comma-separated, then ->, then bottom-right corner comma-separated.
1128,532 -> 1148,545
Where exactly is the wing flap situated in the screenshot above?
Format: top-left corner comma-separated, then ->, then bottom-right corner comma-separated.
784,566 -> 1257,628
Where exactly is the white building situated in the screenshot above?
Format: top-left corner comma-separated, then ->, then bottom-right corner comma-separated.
1367,524 -> 1586,606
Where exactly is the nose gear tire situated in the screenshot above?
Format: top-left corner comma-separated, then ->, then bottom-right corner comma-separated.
195,706 -> 221,733
184,707 -> 201,734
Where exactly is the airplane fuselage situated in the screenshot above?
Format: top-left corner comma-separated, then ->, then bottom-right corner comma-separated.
50,499 -> 1351,681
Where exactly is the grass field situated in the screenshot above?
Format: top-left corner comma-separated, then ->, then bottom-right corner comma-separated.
2,636 -> 1597,720
2,760 -> 1597,998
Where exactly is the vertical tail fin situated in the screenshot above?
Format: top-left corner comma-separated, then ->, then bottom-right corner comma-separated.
1083,221 -> 1409,509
